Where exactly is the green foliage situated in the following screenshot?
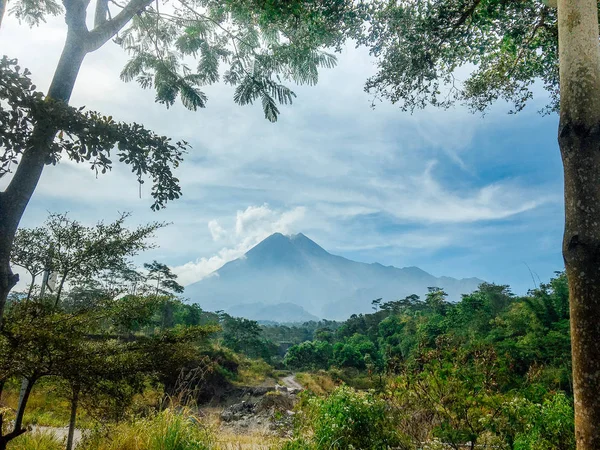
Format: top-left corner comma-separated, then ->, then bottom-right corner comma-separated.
0,57 -> 187,210
400,346 -> 512,448
143,261 -> 184,296
113,0 -> 361,121
220,314 -> 277,360
1,203 -> 577,450
10,212 -> 165,304
284,273 -> 571,392
361,0 -> 559,114
513,393 -> 575,450
2,213 -> 231,445
281,273 -> 575,447
283,340 -> 332,371
293,385 -> 401,450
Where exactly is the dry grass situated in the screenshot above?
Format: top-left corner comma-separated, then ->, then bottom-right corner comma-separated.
7,430 -> 64,450
235,358 -> 278,387
294,372 -> 336,396
78,407 -> 216,450
216,431 -> 282,450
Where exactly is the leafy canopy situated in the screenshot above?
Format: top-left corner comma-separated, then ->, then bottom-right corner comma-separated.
0,57 -> 187,210
8,0 -> 362,122
117,0 -> 359,121
361,0 -> 559,114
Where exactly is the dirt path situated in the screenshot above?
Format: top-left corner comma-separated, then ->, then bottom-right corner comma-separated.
281,374 -> 302,390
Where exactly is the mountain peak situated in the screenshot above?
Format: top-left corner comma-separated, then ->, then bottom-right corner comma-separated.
289,232 -> 330,257
242,232 -> 330,268
186,233 -> 484,320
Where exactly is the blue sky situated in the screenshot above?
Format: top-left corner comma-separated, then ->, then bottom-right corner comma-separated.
2,14 -> 565,295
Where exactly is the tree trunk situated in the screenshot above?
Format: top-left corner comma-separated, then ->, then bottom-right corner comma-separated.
557,1 -> 600,448
0,32 -> 87,319
0,0 -> 6,29
55,272 -> 68,306
13,377 -> 33,434
0,194 -> 19,323
26,274 -> 36,301
66,385 -> 79,450
561,133 -> 600,448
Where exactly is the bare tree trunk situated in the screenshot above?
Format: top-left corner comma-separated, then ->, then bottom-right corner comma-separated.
557,0 -> 600,448
0,195 -> 19,323
55,272 -> 68,306
26,275 -> 36,301
66,385 -> 79,450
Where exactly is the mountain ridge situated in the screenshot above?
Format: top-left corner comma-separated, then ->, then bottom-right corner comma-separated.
185,233 -> 483,321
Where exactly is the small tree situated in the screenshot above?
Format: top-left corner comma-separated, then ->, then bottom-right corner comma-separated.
10,212 -> 164,305
0,213 -> 172,447
143,260 -> 184,296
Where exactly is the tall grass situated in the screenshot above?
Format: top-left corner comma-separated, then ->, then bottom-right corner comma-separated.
79,407 -> 214,450
8,431 -> 64,450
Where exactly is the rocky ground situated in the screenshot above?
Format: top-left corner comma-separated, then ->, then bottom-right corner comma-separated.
218,381 -> 301,438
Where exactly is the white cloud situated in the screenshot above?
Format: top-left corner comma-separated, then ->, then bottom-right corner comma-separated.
208,220 -> 226,241
366,161 -> 554,224
172,204 -> 306,285
235,204 -> 274,235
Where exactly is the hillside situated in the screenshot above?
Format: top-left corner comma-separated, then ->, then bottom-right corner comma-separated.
185,233 -> 483,320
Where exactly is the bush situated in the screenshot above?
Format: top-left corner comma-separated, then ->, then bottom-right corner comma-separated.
79,407 -> 214,450
514,393 -> 575,450
291,385 -> 401,450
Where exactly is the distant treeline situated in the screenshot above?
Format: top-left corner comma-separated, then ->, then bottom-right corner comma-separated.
283,274 -> 571,392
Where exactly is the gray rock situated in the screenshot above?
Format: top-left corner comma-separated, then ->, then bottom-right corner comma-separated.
220,401 -> 256,422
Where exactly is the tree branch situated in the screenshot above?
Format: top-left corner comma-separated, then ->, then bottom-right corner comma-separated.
63,0 -> 90,35
94,0 -> 109,28
86,0 -> 153,52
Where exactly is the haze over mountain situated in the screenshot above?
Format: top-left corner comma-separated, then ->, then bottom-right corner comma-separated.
185,233 -> 483,321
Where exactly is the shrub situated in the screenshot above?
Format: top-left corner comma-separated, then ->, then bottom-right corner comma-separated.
514,392 -> 575,450
293,385 -> 401,450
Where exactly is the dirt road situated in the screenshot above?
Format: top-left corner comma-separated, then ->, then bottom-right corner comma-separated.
281,374 -> 302,390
